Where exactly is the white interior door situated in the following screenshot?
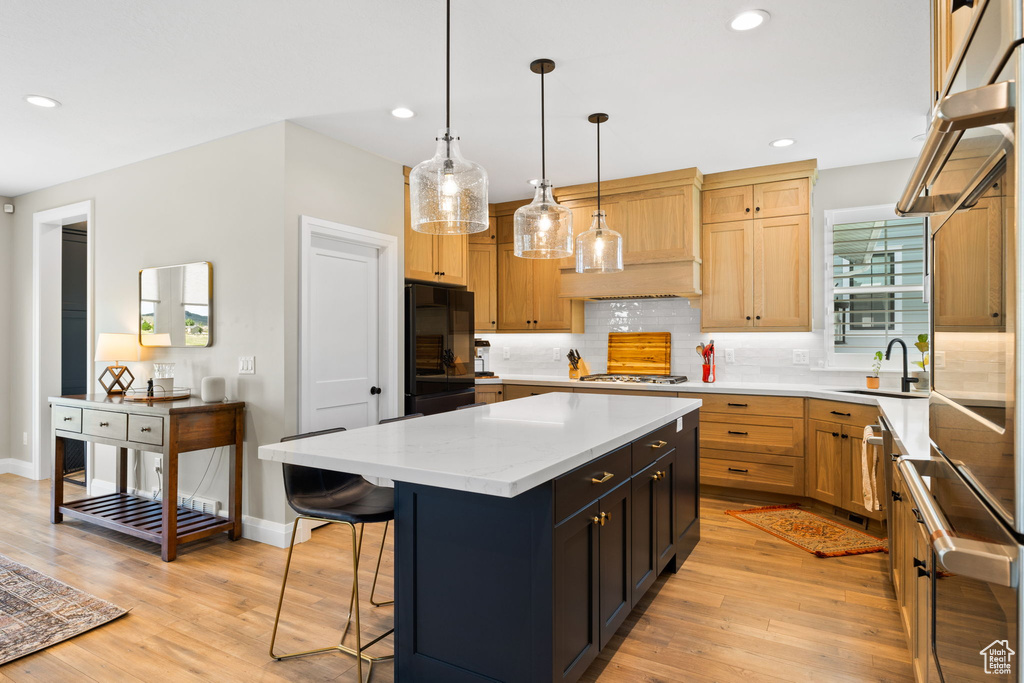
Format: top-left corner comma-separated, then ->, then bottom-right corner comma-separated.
304,237 -> 380,431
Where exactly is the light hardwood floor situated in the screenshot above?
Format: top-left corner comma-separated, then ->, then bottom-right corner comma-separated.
0,476 -> 911,682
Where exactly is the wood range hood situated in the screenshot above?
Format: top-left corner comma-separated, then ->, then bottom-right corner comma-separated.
555,168 -> 703,301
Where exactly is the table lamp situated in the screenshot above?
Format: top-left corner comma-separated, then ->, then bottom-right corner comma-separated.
95,333 -> 139,394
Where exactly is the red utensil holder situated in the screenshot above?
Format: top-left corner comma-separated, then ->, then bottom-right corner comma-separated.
701,363 -> 716,383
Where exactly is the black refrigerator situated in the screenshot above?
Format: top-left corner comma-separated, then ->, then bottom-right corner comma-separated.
404,284 -> 476,415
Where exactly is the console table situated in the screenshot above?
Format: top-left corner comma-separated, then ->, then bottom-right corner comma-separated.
49,394 -> 245,561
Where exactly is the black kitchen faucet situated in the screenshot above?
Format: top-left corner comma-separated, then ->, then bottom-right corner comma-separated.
885,338 -> 919,393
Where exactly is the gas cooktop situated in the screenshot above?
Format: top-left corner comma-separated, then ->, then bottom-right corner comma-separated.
579,374 -> 688,385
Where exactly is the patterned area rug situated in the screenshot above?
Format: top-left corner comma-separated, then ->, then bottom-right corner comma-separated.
725,503 -> 888,558
0,554 -> 127,664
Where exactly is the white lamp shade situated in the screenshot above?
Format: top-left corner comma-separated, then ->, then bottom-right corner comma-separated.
95,333 -> 139,363
141,333 -> 172,347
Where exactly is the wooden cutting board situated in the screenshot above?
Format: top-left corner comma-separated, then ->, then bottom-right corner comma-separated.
607,332 -> 672,375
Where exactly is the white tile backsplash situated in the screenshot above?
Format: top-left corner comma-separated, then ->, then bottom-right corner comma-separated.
480,298 -> 908,390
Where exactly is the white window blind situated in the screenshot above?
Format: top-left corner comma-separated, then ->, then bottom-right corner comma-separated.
832,216 -> 927,353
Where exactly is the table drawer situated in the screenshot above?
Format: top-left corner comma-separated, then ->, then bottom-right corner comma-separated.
680,392 -> 804,418
129,414 -> 163,447
700,450 -> 805,495
555,444 -> 631,523
82,409 -> 128,441
807,400 -> 878,427
53,406 -> 82,433
700,414 -> 803,456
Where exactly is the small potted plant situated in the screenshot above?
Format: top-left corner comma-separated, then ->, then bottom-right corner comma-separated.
912,334 -> 929,391
867,351 -> 883,389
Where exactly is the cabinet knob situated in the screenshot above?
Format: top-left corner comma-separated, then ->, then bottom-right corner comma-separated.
755,315 -> 761,320
440,271 -> 445,276
745,207 -> 751,213
755,206 -> 761,212
533,320 -> 538,324
841,433 -> 849,439
832,432 -> 839,437
891,490 -> 902,502
491,320 -> 496,325
592,515 -> 606,527
603,511 -> 612,523
993,312 -> 1000,317
497,391 -> 502,395
916,566 -> 931,579
745,316 -> 751,321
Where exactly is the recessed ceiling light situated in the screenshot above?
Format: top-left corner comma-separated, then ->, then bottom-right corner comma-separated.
25,94 -> 60,108
729,9 -> 770,31
769,138 -> 795,148
391,107 -> 415,119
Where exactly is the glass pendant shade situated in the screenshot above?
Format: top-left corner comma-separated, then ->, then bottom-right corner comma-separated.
410,129 -> 489,235
513,181 -> 573,258
575,210 -> 623,273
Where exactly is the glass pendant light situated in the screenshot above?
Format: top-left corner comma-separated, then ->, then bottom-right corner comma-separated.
409,0 -> 488,235
514,59 -> 572,259
576,113 -> 623,273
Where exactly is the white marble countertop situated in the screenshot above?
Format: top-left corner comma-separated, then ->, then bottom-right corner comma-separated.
259,393 -> 701,498
478,374 -> 931,459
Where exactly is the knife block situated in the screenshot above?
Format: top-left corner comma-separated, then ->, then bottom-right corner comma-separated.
569,359 -> 591,379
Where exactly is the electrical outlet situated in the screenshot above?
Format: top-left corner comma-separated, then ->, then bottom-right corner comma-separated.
154,456 -> 162,473
552,347 -> 561,361
238,356 -> 256,375
724,349 -> 735,364
793,349 -> 809,365
22,432 -> 27,446
503,347 -> 511,360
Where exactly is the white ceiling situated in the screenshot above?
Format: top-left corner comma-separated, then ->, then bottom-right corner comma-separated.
1,0 -> 929,201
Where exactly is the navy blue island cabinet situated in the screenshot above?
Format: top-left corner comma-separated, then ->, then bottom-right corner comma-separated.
395,409 -> 700,682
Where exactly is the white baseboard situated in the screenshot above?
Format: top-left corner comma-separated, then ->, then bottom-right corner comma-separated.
0,458 -> 38,479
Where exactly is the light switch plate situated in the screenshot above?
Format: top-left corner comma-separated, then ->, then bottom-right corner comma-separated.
238,356 -> 256,375
503,347 -> 511,360
793,349 -> 809,365
552,347 -> 561,361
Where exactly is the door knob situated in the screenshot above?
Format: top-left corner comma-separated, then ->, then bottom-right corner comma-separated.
370,386 -> 382,395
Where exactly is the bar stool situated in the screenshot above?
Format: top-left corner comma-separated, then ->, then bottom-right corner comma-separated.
269,427 -> 395,681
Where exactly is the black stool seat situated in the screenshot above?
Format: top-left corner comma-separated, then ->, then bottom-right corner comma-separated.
284,465 -> 394,524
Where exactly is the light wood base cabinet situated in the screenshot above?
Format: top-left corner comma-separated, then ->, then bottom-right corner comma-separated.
475,385 -> 503,404
805,400 -> 883,521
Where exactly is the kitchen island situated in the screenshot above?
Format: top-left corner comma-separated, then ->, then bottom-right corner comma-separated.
259,392 -> 701,682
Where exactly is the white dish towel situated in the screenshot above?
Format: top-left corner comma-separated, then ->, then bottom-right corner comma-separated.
861,425 -> 881,512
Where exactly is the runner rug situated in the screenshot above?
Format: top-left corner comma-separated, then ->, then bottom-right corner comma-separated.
0,554 -> 127,664
725,503 -> 888,558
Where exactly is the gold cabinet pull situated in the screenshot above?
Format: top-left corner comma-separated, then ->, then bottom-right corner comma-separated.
592,515 -> 603,526
650,440 -> 668,449
652,471 -> 664,481
603,511 -> 612,523
591,472 -> 614,484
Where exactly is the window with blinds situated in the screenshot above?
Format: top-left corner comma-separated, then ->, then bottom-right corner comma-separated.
832,217 -> 927,353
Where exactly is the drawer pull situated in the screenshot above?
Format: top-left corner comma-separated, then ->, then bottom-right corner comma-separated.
140,427 -> 152,433
590,472 -> 614,484
727,430 -> 748,435
727,467 -> 749,473
891,490 -> 902,502
99,422 -> 109,427
649,440 -> 668,449
727,402 -> 748,407
63,416 -> 73,422
830,411 -> 852,417
651,470 -> 666,481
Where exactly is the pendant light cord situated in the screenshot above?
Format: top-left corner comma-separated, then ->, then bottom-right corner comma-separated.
540,66 -> 546,180
446,0 -> 451,132
596,119 -> 601,212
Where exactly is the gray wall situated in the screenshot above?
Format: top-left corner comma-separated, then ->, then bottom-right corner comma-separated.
0,197 -> 10,463
6,122 -> 405,538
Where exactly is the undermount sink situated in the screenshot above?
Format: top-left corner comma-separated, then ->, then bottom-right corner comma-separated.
837,389 -> 927,400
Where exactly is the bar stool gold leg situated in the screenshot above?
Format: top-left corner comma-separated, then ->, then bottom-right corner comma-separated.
269,517 -> 394,682
369,520 -> 394,607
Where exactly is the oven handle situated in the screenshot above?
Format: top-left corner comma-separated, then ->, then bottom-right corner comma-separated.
896,80 -> 1014,217
897,458 -> 1017,588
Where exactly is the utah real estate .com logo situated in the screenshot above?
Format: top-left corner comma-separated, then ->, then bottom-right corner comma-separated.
980,640 -> 1015,676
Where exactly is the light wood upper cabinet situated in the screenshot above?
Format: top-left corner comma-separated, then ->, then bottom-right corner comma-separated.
468,243 -> 497,332
469,216 -> 497,244
753,215 -> 810,329
753,179 -> 809,219
435,233 -> 468,286
620,188 -> 697,264
403,166 -> 469,286
702,186 -> 752,224
934,197 -> 1004,329
497,243 -> 533,331
700,161 -> 815,332
702,221 -> 753,329
532,257 -> 574,330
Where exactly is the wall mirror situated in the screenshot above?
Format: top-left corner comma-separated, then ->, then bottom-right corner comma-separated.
139,261 -> 213,347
